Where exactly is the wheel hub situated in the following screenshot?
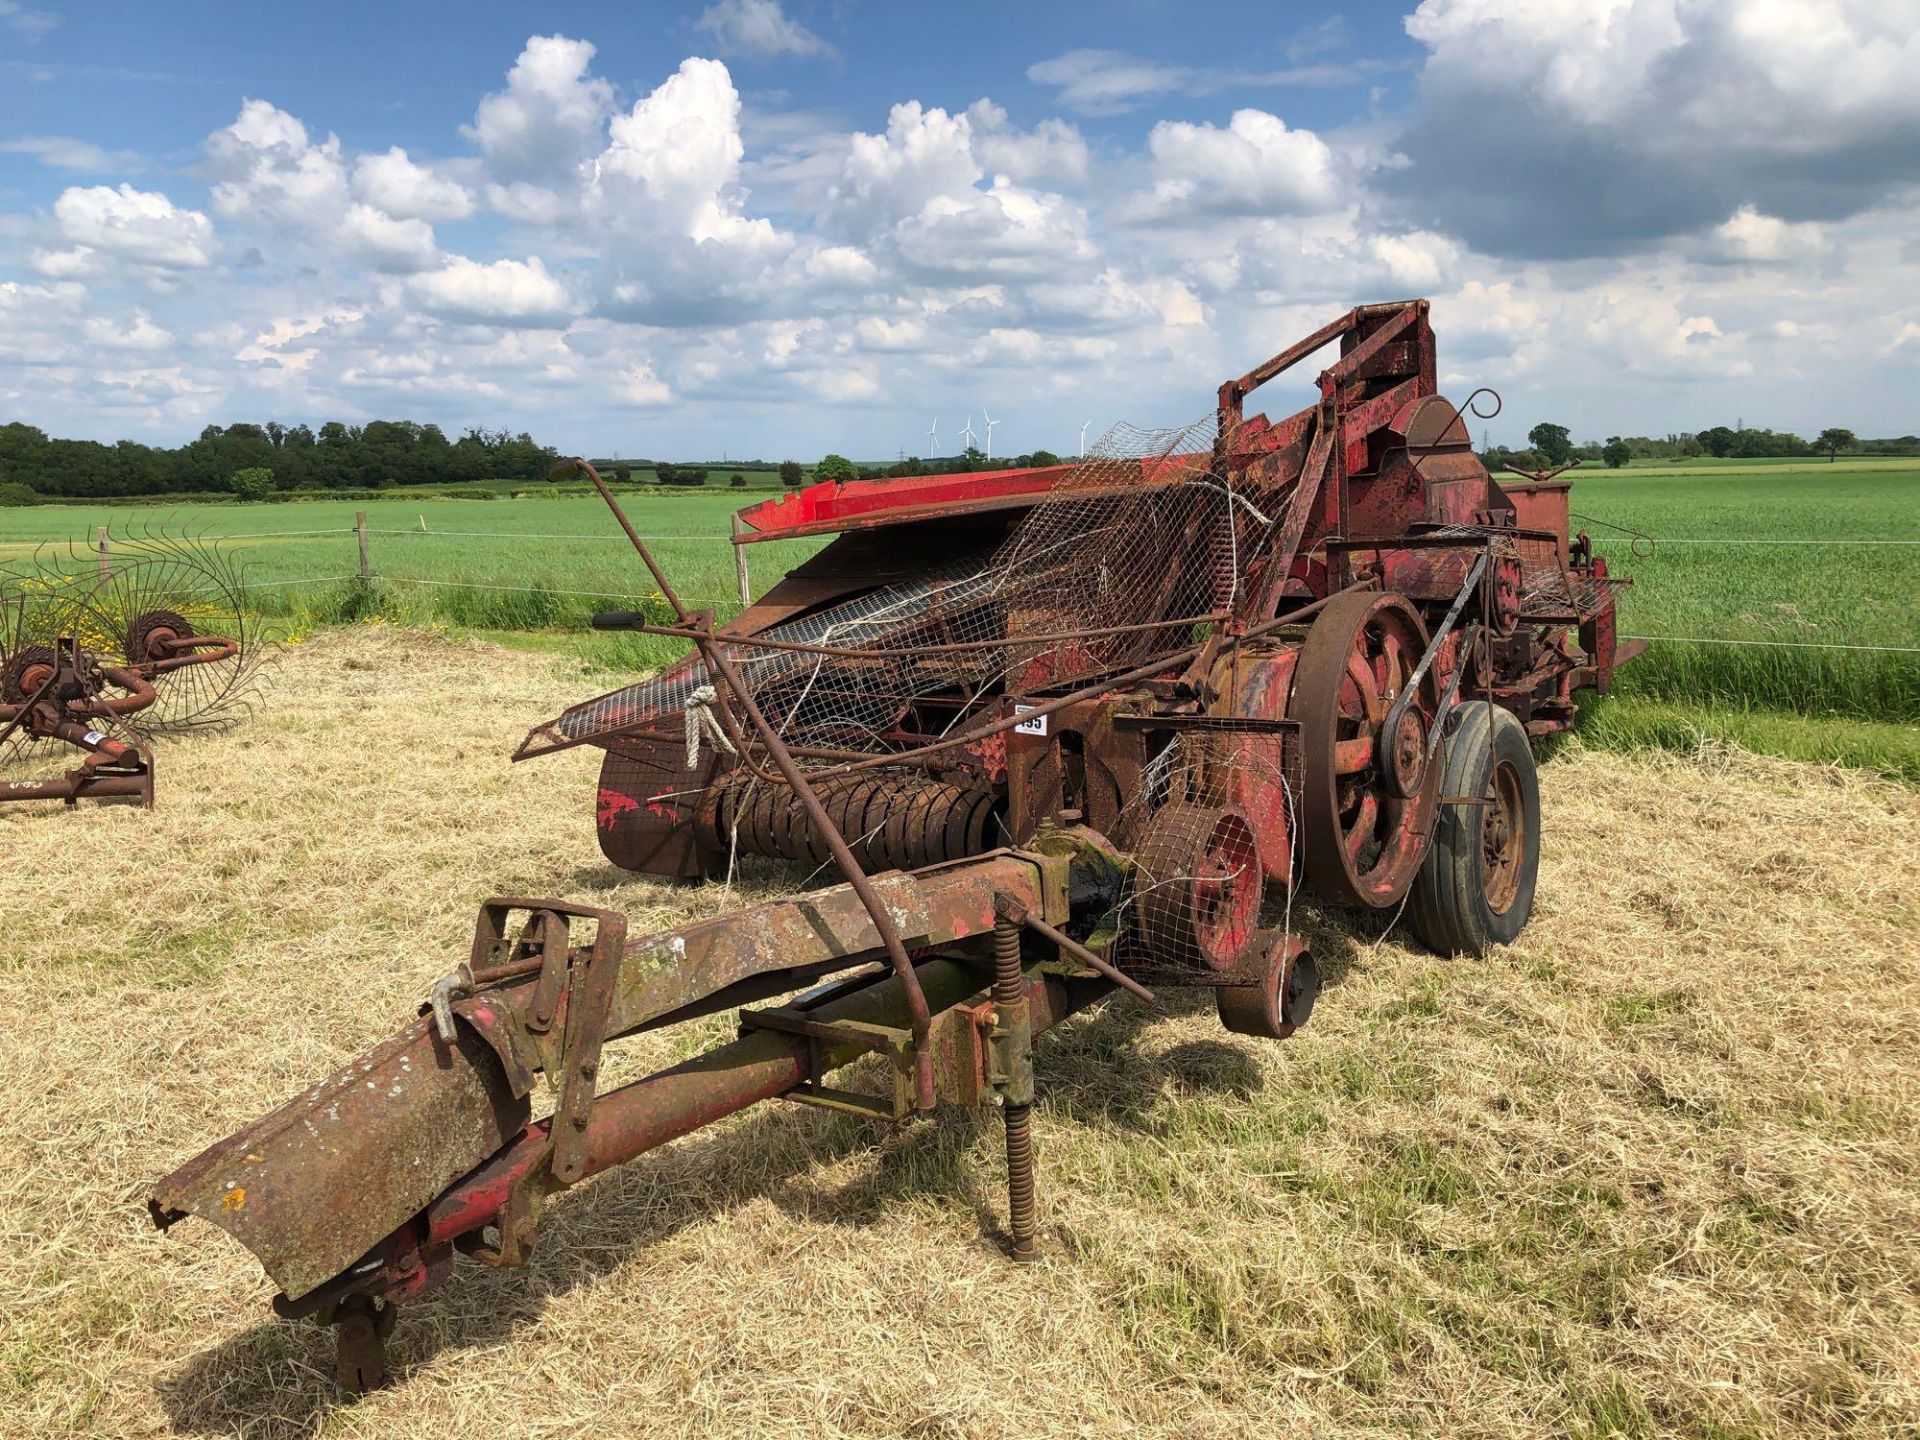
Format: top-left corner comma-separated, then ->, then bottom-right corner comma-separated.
1386,705 -> 1427,799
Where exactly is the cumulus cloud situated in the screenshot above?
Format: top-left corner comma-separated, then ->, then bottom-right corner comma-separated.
352,148 -> 475,222
966,102 -> 1089,187
338,204 -> 439,273
829,101 -> 1093,284
1396,0 -> 1920,257
1128,109 -> 1342,222
1706,206 -> 1828,264
8,19 -> 1917,455
82,309 -> 173,352
408,254 -> 575,327
694,0 -> 833,60
53,184 -> 216,270
466,34 -> 614,187
615,360 -> 674,405
206,99 -> 350,226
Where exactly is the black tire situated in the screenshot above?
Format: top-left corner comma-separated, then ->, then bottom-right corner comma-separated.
1409,702 -> 1540,957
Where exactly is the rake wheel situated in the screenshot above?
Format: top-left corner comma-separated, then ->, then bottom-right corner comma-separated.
1,644 -> 57,706
125,608 -> 193,665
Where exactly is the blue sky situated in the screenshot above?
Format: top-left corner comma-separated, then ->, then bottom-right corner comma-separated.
1,0 -> 1916,458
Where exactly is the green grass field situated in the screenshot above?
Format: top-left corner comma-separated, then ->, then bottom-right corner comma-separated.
2,458 -> 1915,775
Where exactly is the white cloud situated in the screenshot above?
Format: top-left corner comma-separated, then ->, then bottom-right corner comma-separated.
408,255 -> 575,327
694,0 -> 833,60
596,58 -> 769,247
26,247 -> 102,279
339,204 -> 439,273
352,148 -> 475,222
53,184 -> 216,270
893,178 -> 1093,279
1027,46 -> 1395,116
1367,230 -> 1462,290
833,101 -> 982,234
1026,49 -> 1192,116
828,101 -> 1093,284
804,245 -> 878,286
0,136 -> 140,172
615,360 -> 674,405
1130,109 -> 1342,222
1708,206 -> 1827,263
0,0 -> 59,41
82,309 -> 173,352
8,19 -> 1918,456
466,34 -> 614,187
206,99 -> 350,227
966,102 -> 1089,187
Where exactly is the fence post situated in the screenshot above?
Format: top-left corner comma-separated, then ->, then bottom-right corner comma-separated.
355,511 -> 372,580
96,526 -> 110,581
732,512 -> 750,606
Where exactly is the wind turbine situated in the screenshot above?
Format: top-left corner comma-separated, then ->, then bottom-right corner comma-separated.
958,412 -> 977,452
982,408 -> 999,461
1078,419 -> 1092,458
927,416 -> 938,460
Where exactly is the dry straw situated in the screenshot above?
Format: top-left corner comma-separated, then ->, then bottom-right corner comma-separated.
1,626 -> 1915,1438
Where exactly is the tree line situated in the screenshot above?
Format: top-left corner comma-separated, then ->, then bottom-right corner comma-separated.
0,420 -> 558,501
1486,422 -> 1911,473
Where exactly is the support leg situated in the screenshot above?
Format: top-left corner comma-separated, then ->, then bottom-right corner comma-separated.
992,908 -> 1036,1262
331,1294 -> 394,1394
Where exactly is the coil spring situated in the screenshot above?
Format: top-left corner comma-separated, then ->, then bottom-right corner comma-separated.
697,771 -> 1002,872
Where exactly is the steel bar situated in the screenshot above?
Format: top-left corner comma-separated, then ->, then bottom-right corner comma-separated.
566,457 -> 943,1111
423,957 -> 1101,1250
596,610 -> 1234,662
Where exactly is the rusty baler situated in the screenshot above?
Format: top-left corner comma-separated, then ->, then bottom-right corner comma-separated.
149,299 -> 1634,1390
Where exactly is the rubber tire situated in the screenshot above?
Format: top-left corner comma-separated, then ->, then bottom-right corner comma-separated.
1409,703 -> 1540,958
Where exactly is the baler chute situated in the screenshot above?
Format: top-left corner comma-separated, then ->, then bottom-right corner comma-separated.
149,299 -> 1632,1391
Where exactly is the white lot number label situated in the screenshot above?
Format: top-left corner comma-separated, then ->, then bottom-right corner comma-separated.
1013,704 -> 1048,737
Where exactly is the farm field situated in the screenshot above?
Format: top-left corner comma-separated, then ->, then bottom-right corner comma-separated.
1,457 -> 1915,775
1,627 -> 1915,1438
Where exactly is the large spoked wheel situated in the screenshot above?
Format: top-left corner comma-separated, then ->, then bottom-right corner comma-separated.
1292,592 -> 1441,909
1410,702 -> 1541,957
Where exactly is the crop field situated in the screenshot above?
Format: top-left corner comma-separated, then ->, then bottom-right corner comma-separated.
1,456 -> 1915,773
2,628 -> 1916,1438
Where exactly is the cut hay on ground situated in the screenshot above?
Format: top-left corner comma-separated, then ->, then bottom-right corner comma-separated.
2,625 -> 1916,1439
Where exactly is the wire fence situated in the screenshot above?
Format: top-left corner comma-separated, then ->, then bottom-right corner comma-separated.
36,515 -> 1919,659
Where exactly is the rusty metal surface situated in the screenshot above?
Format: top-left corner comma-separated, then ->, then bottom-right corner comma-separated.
149,1014 -> 532,1301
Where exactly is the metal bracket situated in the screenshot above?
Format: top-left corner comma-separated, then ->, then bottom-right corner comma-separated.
739,1002 -> 919,1120
450,897 -> 630,1241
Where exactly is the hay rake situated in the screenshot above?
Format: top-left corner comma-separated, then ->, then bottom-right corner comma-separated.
0,532 -> 258,807
149,299 -> 1636,1391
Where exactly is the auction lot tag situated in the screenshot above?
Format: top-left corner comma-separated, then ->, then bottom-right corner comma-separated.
1013,705 -> 1048,737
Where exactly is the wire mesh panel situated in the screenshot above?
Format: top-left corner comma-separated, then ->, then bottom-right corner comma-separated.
1107,731 -> 1301,981
557,413 -> 1306,771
